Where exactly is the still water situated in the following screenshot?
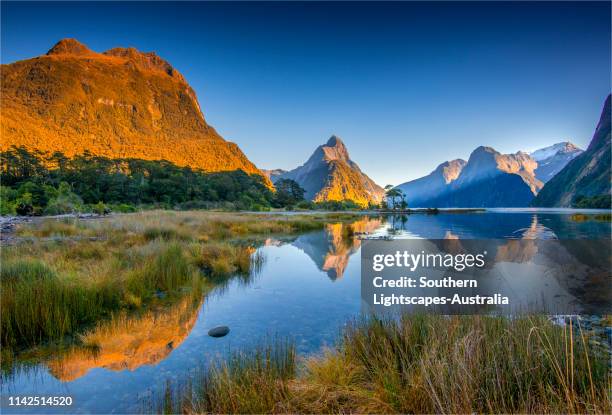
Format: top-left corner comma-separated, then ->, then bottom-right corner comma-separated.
2,210 -> 610,414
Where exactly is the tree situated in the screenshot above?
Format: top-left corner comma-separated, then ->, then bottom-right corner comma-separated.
274,179 -> 306,208
44,182 -> 83,214
384,185 -> 401,210
398,189 -> 408,210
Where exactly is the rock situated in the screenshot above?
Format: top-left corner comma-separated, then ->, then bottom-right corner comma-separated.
208,326 -> 230,338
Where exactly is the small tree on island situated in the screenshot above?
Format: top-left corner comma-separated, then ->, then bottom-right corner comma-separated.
384,185 -> 402,210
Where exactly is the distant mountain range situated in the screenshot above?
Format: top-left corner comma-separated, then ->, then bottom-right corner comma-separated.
270,136 -> 385,207
533,95 -> 611,208
394,141 -> 586,208
0,39 -> 269,183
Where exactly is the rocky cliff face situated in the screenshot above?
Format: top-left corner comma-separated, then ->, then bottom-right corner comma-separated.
532,95 -> 611,207
1,39 -> 268,181
530,142 -> 583,183
277,136 -> 384,206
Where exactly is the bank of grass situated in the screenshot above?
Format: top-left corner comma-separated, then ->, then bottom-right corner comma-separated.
159,340 -> 296,414
1,243 -> 200,348
1,211 -> 360,349
163,315 -> 610,414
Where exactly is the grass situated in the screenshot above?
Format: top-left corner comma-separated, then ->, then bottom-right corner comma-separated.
163,314 -> 611,414
0,260 -> 120,348
0,244 -> 199,349
1,211 -> 360,351
159,340 -> 296,414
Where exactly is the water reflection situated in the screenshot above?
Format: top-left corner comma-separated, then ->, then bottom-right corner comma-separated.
292,217 -> 382,280
47,294 -> 203,382
379,211 -> 610,239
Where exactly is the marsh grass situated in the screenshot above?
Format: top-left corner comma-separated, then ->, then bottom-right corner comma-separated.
2,211 -> 357,350
159,340 -> 296,414
1,260 -> 120,348
165,315 -> 610,414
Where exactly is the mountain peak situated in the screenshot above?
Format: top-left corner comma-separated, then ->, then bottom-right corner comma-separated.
530,141 -> 582,161
472,146 -> 497,155
47,38 -> 94,56
320,135 -> 349,162
435,159 -> 467,184
588,94 -> 611,151
326,135 -> 344,147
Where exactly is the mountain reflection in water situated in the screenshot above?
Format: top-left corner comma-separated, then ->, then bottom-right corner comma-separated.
47,294 -> 203,382
291,217 -> 383,280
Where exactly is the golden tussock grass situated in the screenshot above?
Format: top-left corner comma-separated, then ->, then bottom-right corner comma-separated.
164,315 -> 610,414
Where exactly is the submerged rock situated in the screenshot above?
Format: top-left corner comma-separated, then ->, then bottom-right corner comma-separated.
208,326 -> 230,338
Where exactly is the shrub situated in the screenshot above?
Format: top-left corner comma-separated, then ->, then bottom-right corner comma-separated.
44,182 -> 83,215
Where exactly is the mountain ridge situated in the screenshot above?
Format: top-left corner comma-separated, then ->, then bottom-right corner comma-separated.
394,139 -> 585,208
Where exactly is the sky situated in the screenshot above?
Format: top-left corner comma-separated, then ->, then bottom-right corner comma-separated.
1,1 -> 610,186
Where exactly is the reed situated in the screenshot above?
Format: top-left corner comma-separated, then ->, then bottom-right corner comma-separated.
165,314 -> 610,414
297,314 -> 610,414
0,259 -> 120,348
160,340 -> 296,414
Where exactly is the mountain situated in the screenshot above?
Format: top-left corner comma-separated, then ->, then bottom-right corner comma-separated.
1,39 -> 268,182
429,147 -> 543,207
395,159 -> 466,207
532,95 -> 611,208
277,136 -> 384,206
397,147 -> 543,208
530,142 -> 583,183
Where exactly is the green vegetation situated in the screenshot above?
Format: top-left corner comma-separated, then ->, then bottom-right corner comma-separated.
1,147 -> 375,215
273,179 -> 306,209
384,184 -> 407,210
0,147 -> 288,214
163,315 -> 610,414
0,242 -> 202,349
1,211 -> 357,350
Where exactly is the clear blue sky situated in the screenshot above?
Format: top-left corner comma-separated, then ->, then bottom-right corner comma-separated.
2,1 -> 610,185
